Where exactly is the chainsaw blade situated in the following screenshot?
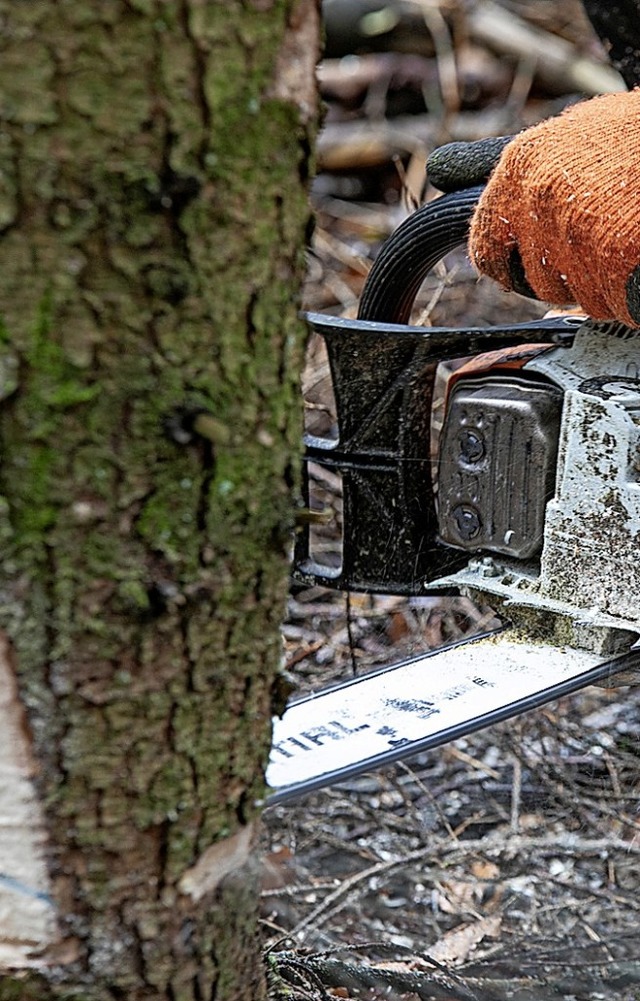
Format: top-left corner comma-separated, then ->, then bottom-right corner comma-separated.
267,631 -> 639,805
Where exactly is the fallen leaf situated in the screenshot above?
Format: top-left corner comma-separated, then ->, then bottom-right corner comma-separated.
471,859 -> 500,880
429,915 -> 502,965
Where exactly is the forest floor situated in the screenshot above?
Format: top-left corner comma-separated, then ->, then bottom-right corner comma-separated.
264,2 -> 640,998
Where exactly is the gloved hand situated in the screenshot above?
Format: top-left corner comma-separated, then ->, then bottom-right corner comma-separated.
427,90 -> 640,327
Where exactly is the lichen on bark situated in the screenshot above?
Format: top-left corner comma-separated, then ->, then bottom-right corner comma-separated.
0,0 -> 319,997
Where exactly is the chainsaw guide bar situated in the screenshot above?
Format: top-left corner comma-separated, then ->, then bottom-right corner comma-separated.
267,633 -> 639,804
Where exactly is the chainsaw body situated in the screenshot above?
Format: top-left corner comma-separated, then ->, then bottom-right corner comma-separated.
295,312 -> 640,648
295,180 -> 640,649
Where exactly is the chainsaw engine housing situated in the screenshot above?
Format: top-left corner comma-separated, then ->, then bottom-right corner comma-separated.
437,375 -> 563,559
457,322 -> 640,631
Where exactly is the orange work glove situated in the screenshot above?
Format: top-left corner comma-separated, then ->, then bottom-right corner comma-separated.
468,90 -> 640,328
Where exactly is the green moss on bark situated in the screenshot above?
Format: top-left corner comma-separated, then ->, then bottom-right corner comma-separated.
0,0 -> 319,997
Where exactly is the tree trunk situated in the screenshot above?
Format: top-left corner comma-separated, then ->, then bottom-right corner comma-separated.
0,1 -> 319,997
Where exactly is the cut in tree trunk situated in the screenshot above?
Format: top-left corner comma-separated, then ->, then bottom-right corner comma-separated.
0,1 -> 319,998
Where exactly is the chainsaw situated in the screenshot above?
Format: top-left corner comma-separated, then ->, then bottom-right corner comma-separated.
267,185 -> 640,805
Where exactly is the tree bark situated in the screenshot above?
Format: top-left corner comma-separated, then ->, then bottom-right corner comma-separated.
0,1 -> 319,997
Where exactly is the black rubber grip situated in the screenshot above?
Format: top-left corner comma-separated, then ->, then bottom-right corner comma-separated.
357,186 -> 483,325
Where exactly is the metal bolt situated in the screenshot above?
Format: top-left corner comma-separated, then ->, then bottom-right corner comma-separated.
479,556 -> 500,577
452,503 -> 482,541
458,429 -> 485,463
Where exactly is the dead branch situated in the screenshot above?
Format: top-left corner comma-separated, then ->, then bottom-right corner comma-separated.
316,108 -> 514,171
468,1 -> 624,96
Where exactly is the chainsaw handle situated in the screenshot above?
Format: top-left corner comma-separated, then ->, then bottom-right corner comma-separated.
358,186 -> 483,325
